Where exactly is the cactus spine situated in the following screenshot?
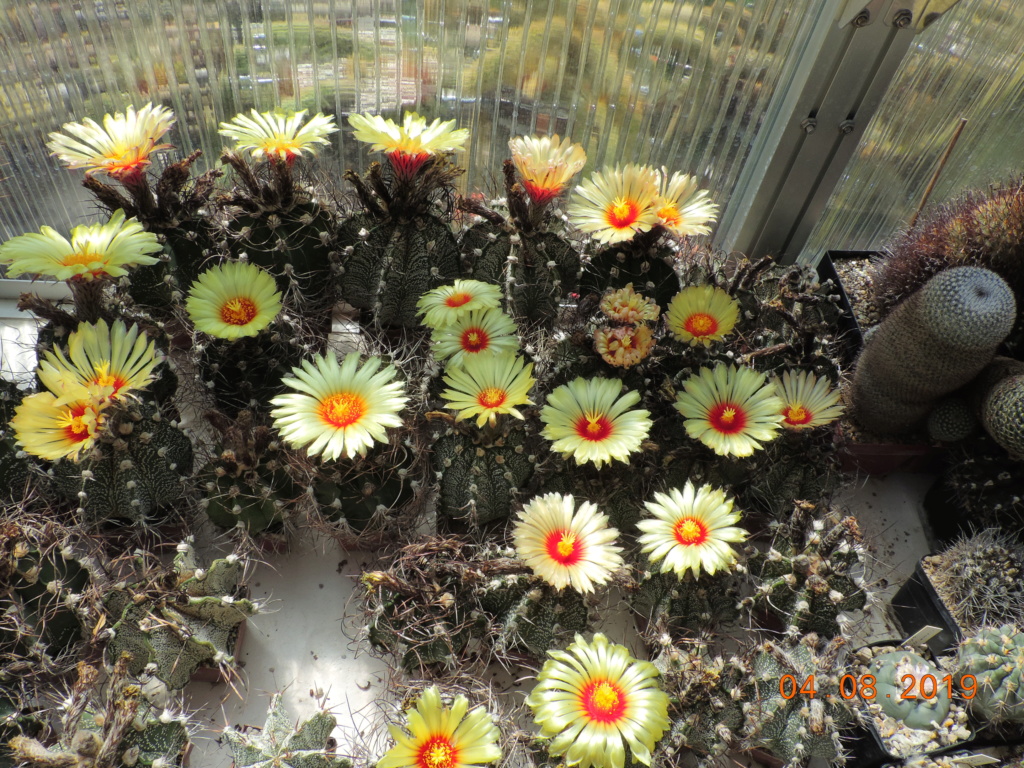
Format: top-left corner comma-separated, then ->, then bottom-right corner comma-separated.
223,693 -> 350,768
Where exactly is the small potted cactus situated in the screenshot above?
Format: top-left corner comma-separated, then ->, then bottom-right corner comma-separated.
956,624 -> 1024,742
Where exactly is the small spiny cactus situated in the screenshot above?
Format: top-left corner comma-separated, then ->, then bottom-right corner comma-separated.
957,623 -> 1024,724
223,693 -> 350,768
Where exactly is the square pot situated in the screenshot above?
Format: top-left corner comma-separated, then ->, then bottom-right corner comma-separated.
890,561 -> 961,656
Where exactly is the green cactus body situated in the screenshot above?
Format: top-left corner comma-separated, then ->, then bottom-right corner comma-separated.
223,693 -> 350,768
51,404 -> 193,527
870,651 -> 952,729
582,239 -> 680,309
477,577 -> 589,659
105,543 -> 257,691
851,266 -> 1016,435
957,624 -> 1024,723
0,380 -> 28,503
927,398 -> 977,443
744,636 -> 855,765
231,201 -> 335,279
432,426 -> 535,528
981,374 -> 1024,458
314,446 -> 418,532
198,333 -> 309,417
633,571 -> 739,640
340,214 -> 460,326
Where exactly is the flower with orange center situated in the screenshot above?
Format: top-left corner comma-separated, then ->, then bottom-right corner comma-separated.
37,320 -> 161,407
10,393 -> 106,462
773,370 -> 845,430
377,686 -> 501,768
674,365 -> 784,457
593,325 -> 655,369
567,164 -> 660,244
185,261 -> 283,340
47,103 -> 175,182
540,377 -> 652,468
417,280 -> 503,330
599,284 -> 660,324
0,209 -> 161,283
512,493 -> 624,594
508,134 -> 587,206
526,633 -> 670,768
653,169 -> 719,237
270,351 -> 408,461
440,352 -> 535,428
348,111 -> 470,179
636,482 -> 746,579
219,109 -> 337,163
431,309 -> 519,365
665,285 -> 739,347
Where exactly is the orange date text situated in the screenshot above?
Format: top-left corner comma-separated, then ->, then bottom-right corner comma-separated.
778,674 -> 977,700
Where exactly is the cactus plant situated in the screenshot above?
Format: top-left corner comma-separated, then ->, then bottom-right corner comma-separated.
104,540 -> 257,692
50,402 -> 193,528
927,398 -> 977,443
742,501 -> 867,637
9,655 -> 190,768
850,266 -> 1016,435
957,623 -> 1024,724
943,435 -> 1024,534
870,651 -> 952,730
979,372 -> 1024,458
475,575 -> 590,659
632,570 -> 740,642
223,693 -> 350,768
924,528 -> 1024,631
0,380 -> 30,503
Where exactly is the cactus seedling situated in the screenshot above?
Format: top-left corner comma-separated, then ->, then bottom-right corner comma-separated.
223,693 -> 350,768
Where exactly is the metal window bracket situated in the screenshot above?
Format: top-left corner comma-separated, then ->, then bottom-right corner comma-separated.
713,0 -> 963,267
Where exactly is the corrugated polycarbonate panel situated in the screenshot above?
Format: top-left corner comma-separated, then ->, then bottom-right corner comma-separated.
802,0 -> 1024,260
1,0 -> 823,239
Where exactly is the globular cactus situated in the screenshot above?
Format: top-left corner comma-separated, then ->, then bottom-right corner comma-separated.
742,634 -> 857,766
979,371 -> 1024,458
581,233 -> 681,310
223,693 -> 350,768
50,403 -> 193,528
869,651 -> 952,730
957,623 -> 1024,724
104,540 -> 257,692
632,571 -> 740,641
0,380 -> 29,502
851,266 -> 1016,435
431,423 -> 536,528
198,411 -> 297,534
9,655 -> 190,768
926,398 -> 976,443
743,502 -> 867,638
924,528 -> 1024,631
943,436 -> 1024,533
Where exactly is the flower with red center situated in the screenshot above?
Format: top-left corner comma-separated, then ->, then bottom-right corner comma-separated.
674,365 -> 784,457
593,325 -> 655,369
431,309 -> 519,365
636,482 -> 746,579
348,111 -> 470,179
377,686 -> 501,768
540,377 -> 652,468
653,169 -> 719,237
416,280 -> 503,330
0,209 -> 161,283
773,370 -> 845,430
512,493 -> 624,594
47,103 -> 175,182
567,164 -> 660,244
10,393 -> 106,462
440,352 -> 535,428
270,351 -> 408,461
665,285 -> 739,347
526,633 -> 670,768
219,109 -> 337,163
185,261 -> 283,340
508,134 -> 587,206
599,284 -> 660,324
37,320 -> 161,406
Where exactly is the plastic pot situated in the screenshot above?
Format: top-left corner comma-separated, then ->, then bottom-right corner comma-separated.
890,560 -> 961,657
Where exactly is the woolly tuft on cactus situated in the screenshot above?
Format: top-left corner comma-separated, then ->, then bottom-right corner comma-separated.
851,266 -> 1016,435
870,651 -> 951,730
957,623 -> 1024,724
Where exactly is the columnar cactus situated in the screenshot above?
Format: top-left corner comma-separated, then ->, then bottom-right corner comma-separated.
957,624 -> 1024,724
223,693 -> 350,768
742,634 -> 857,765
870,651 -> 952,730
105,540 -> 257,692
742,502 -> 867,637
851,266 -> 1016,435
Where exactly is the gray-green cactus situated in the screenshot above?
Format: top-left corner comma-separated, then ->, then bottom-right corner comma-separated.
927,398 -> 977,443
743,634 -> 857,766
632,570 -> 740,641
925,528 -> 1024,632
104,540 -> 257,692
223,693 -> 350,768
870,651 -> 952,730
957,623 -> 1024,724
50,403 -> 193,527
9,655 -> 190,768
851,266 -> 1016,435
742,502 -> 867,638
980,373 -> 1024,458
475,575 -> 590,659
